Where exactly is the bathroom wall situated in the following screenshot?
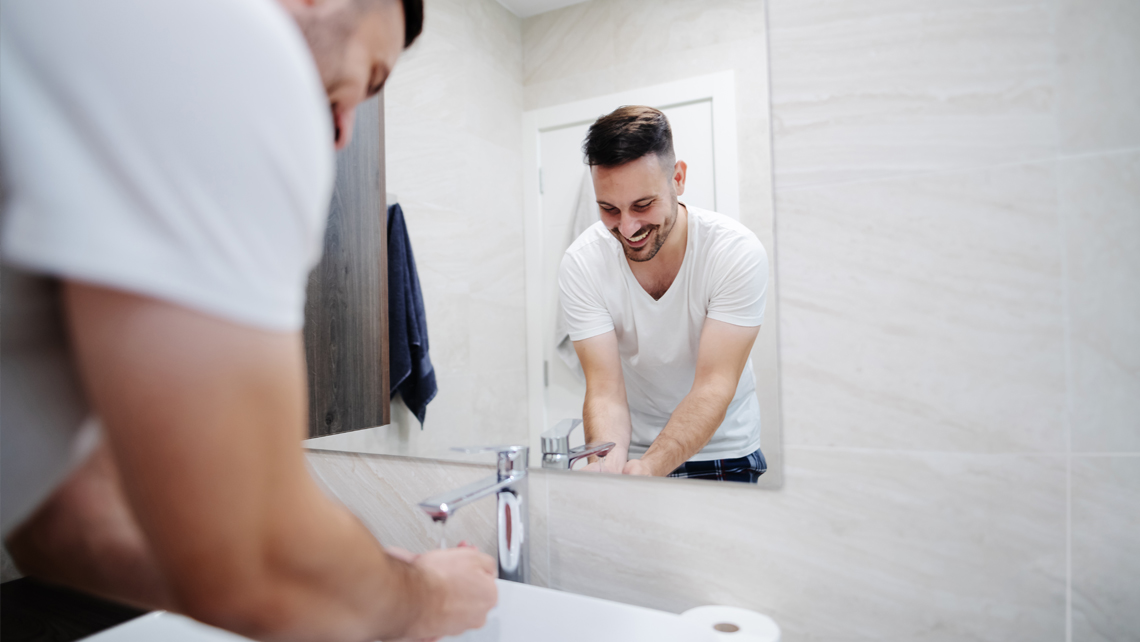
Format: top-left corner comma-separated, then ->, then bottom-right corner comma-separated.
310,0 -> 530,456
308,0 -> 1139,641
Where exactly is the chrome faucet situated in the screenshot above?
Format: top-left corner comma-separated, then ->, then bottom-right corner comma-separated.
540,418 -> 616,470
417,445 -> 529,583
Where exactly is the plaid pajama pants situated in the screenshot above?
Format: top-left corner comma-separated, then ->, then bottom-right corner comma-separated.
667,448 -> 767,484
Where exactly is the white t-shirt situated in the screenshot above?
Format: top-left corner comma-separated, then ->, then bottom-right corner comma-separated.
558,205 -> 768,461
0,0 -> 334,533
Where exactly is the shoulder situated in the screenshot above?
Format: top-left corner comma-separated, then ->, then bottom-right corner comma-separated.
690,207 -> 766,257
4,0 -> 330,158
4,0 -> 334,225
559,222 -> 620,292
0,0 -> 333,331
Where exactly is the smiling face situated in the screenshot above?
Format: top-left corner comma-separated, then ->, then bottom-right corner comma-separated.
291,0 -> 408,149
593,154 -> 687,263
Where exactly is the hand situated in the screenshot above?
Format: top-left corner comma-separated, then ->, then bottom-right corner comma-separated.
622,459 -> 653,476
402,547 -> 497,640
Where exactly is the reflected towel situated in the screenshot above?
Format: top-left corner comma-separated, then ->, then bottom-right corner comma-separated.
387,203 -> 437,426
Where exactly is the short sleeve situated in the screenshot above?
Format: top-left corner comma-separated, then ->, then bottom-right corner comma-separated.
0,0 -> 334,332
558,251 -> 614,341
706,234 -> 769,327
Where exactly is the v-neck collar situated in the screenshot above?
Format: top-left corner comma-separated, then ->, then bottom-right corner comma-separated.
620,203 -> 694,304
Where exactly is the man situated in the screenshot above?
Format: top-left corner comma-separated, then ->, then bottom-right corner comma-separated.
559,106 -> 769,484
0,0 -> 497,640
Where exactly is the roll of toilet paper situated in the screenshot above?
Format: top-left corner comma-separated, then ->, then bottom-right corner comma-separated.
680,605 -> 780,642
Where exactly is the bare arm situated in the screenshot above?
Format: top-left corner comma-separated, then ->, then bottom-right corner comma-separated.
626,319 -> 759,477
573,331 -> 631,473
57,282 -> 495,641
6,441 -> 173,610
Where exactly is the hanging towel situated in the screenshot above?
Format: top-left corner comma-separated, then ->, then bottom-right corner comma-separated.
387,203 -> 437,426
553,169 -> 600,381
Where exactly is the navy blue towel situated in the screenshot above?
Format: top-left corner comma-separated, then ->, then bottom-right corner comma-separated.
387,204 -> 437,426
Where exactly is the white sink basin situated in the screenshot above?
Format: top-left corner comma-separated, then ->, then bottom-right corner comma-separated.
81,580 -> 717,642
443,580 -> 716,641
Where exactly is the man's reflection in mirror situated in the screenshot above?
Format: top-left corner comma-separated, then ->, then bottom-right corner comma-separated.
559,106 -> 769,483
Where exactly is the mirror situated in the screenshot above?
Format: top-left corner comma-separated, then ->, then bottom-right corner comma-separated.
304,0 -> 781,488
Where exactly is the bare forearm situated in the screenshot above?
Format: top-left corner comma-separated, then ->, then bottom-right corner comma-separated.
639,386 -> 732,476
198,493 -> 432,641
5,445 -> 173,611
60,283 -> 444,641
582,390 -> 632,462
1,451 -> 431,642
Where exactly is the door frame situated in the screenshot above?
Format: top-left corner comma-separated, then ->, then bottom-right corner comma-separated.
520,71 -> 740,462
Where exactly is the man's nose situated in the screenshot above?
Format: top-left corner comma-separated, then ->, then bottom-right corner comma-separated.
619,214 -> 642,239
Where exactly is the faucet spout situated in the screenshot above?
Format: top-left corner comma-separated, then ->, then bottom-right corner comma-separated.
416,445 -> 530,583
418,474 -> 517,522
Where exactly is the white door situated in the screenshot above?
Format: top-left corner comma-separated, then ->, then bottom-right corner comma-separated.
538,99 -> 720,444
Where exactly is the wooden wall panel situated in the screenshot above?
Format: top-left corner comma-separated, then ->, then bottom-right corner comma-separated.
304,94 -> 390,438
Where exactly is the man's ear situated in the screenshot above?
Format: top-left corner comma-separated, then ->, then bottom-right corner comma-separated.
672,160 -> 688,196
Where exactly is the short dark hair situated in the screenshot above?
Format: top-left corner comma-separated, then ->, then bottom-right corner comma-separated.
401,0 -> 424,48
582,105 -> 674,168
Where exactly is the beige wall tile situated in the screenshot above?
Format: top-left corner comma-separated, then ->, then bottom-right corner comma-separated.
522,0 -> 618,87
411,0 -> 523,97
778,162 -> 1066,452
523,0 -> 766,87
544,449 -> 1066,642
768,0 -> 1056,188
1055,0 -> 1140,154
306,446 -> 1067,640
306,451 -> 497,553
1059,151 -> 1140,453
306,451 -> 550,587
1071,456 -> 1140,642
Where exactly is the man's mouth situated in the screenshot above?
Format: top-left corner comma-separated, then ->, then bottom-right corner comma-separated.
611,225 -> 656,250
626,228 -> 650,245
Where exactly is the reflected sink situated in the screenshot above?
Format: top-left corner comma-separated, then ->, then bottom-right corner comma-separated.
82,580 -> 716,642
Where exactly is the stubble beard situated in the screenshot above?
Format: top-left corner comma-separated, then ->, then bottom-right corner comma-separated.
618,198 -> 678,263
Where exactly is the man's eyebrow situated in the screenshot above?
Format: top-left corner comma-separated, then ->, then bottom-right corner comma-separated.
596,194 -> 657,208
